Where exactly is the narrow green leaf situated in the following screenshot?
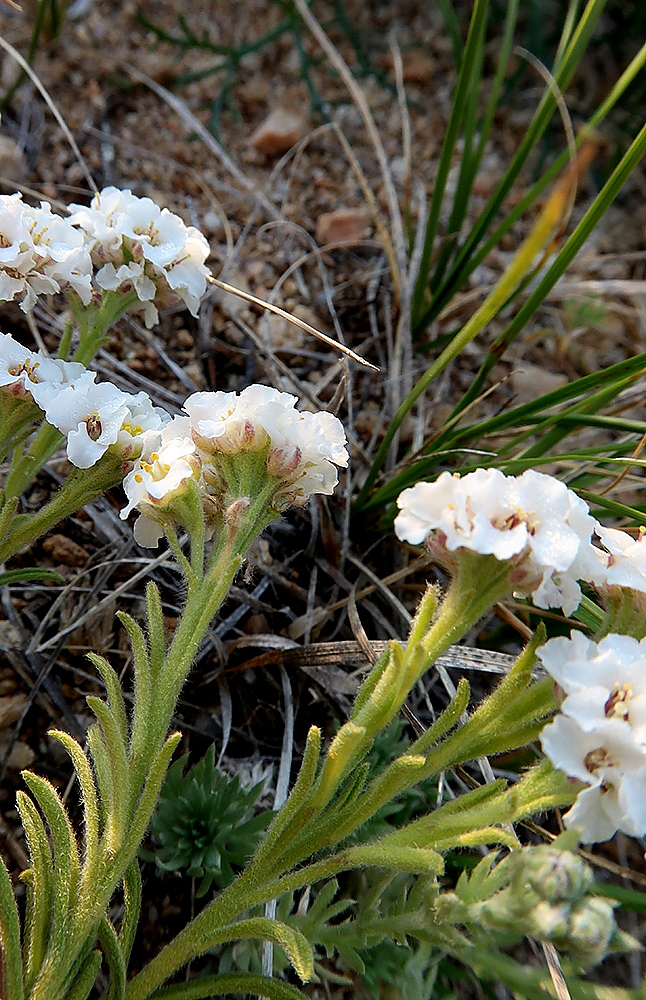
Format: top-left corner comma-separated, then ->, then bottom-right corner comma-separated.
117,732 -> 181,868
21,772 -> 80,939
86,698 -> 129,847
202,917 -> 313,982
87,724 -> 113,833
146,582 -> 166,680
99,917 -> 126,1000
86,653 -> 128,750
120,859 -> 142,968
61,950 -> 101,1000
48,731 -> 99,880
146,973 -> 306,1000
16,792 -> 53,994
0,850 -> 23,1000
253,725 -> 321,866
117,611 -> 152,810
0,568 -> 63,586
410,677 -> 470,753
593,882 -> 646,915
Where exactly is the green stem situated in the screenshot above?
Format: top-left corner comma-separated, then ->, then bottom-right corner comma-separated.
0,455 -> 125,563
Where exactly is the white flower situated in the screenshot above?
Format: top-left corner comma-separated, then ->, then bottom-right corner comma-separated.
184,385 -> 349,508
116,391 -> 171,461
44,378 -> 131,468
0,332 -> 89,406
0,194 -> 92,311
394,469 -> 597,615
539,631 -> 646,842
591,525 -> 646,591
120,416 -> 198,546
541,713 -> 646,842
69,187 -> 210,326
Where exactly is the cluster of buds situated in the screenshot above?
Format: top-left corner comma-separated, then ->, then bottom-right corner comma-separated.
0,187 -> 211,327
470,845 -> 632,964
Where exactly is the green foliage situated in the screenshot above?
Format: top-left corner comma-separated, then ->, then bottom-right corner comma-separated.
146,745 -> 272,896
351,720 -> 438,842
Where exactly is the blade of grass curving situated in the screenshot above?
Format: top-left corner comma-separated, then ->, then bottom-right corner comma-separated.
576,490 -> 646,522
503,376 -> 645,463
436,0 -> 464,67
427,32 -> 646,328
428,20 -> 486,295
16,793 -> 53,995
49,732 -> 99,879
0,852 -> 23,1000
433,0 -> 521,296
443,351 -> 646,450
21,773 -> 80,940
411,0 -> 490,319
354,150 -> 579,512
415,0 -> 609,331
436,103 -> 646,438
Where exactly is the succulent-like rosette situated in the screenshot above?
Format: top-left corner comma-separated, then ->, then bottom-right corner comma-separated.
394,468 -> 598,615
539,632 -> 646,842
0,193 -> 92,311
68,187 -> 211,326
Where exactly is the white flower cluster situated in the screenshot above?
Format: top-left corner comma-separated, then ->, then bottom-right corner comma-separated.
539,632 -> 646,842
395,468 -> 646,615
0,193 -> 92,312
121,385 -> 349,546
0,188 -> 210,326
394,469 -> 599,615
2,330 -> 347,536
68,187 -> 210,326
0,331 -> 168,468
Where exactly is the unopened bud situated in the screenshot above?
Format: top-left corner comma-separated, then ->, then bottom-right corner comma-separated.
224,497 -> 251,529
567,897 -> 616,962
523,846 -> 593,903
267,445 -> 302,478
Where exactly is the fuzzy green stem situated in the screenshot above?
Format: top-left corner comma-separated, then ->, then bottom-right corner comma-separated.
0,455 -> 125,563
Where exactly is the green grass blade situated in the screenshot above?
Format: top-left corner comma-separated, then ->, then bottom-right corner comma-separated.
436,0 -> 463,67
411,0 -> 490,319
416,0 -> 609,331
